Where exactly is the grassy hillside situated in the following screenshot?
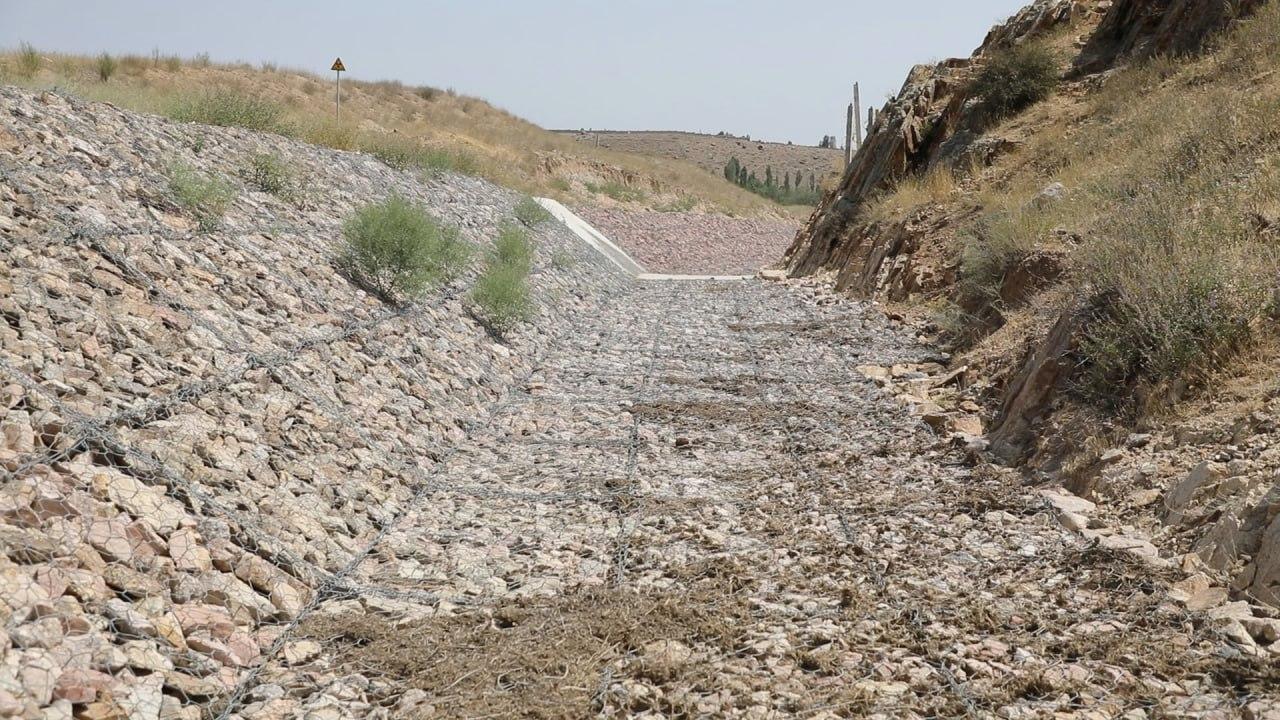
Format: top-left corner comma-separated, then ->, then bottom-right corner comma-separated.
0,46 -> 780,216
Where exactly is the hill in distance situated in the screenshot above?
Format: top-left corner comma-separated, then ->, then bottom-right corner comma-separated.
556,129 -> 844,201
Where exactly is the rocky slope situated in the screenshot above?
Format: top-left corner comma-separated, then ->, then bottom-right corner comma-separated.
779,0 -> 1280,618
0,85 -> 626,719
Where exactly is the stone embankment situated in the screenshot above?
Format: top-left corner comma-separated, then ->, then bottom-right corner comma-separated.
0,85 -> 624,719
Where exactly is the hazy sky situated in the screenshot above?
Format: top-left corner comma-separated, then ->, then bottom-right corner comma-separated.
1,1 -> 1030,145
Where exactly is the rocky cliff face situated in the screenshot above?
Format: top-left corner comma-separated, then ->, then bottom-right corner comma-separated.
783,0 -> 1084,282
783,0 -> 1258,291
0,87 -> 625,719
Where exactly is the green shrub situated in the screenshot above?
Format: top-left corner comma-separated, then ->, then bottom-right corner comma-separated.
971,43 -> 1058,121
169,90 -> 287,134
513,196 -> 551,227
243,153 -> 297,201
471,263 -> 532,333
96,53 -> 117,83
470,222 -> 535,333
493,223 -> 534,271
1071,182 -> 1276,408
167,163 -> 236,232
16,42 -> 40,79
341,195 -> 471,302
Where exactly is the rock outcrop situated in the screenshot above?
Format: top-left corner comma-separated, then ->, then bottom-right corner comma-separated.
1073,0 -> 1266,74
783,0 -> 1263,296
782,0 -> 1082,282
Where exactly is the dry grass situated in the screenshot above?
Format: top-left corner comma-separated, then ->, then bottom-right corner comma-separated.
0,49 -> 778,216
299,581 -> 754,719
863,167 -> 959,223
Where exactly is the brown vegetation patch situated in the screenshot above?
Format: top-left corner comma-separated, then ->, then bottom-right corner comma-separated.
300,581 -> 754,718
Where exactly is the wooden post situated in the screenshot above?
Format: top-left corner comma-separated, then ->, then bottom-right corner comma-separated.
853,82 -> 863,148
868,106 -> 875,136
845,103 -> 854,167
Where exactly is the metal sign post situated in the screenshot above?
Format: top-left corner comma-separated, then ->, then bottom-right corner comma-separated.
331,57 -> 346,120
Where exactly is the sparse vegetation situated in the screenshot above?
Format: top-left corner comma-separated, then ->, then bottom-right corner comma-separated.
96,53 -> 117,83
299,120 -> 359,151
863,167 -> 958,222
550,248 -> 576,270
16,42 -> 40,79
514,197 -> 552,227
585,181 -> 646,203
471,223 -> 534,334
658,195 -> 698,213
971,43 -> 1058,121
341,195 -> 471,302
363,135 -> 479,176
167,163 -> 237,231
169,90 -> 286,134
243,153 -> 299,202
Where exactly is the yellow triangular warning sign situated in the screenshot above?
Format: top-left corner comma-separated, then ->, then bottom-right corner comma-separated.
331,57 -> 346,72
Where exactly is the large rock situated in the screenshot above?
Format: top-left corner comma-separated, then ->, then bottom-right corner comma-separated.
1073,0 -> 1265,74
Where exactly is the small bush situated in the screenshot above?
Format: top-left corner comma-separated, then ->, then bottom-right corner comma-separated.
170,90 -> 286,133
243,153 -> 298,201
971,43 -> 1058,121
471,222 -> 535,334
164,55 -> 182,72
513,197 -> 551,227
96,53 -> 117,83
493,223 -> 535,271
193,52 -> 211,68
167,163 -> 236,232
342,195 -> 471,302
471,263 -> 533,333
16,42 -> 40,79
